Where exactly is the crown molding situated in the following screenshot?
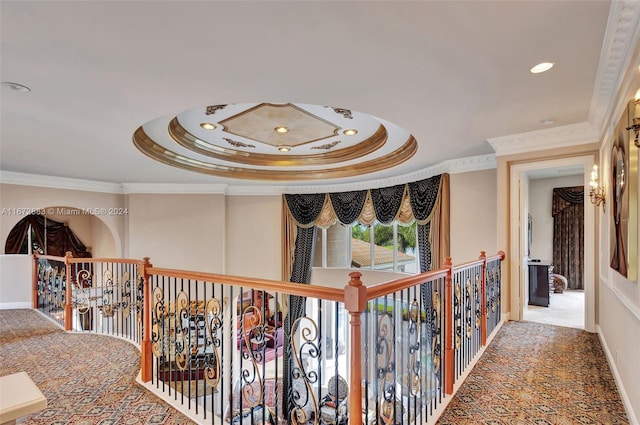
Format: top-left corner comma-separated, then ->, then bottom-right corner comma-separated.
122,183 -> 229,195
487,122 -> 600,157
276,154 -> 496,194
1,154 -> 497,196
225,185 -> 290,196
0,171 -> 124,194
588,0 -> 640,132
443,154 -> 497,174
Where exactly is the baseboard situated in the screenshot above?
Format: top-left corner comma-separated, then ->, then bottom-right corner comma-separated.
0,302 -> 31,310
597,325 -> 639,425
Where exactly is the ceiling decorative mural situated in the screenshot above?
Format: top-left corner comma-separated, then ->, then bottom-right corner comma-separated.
133,103 -> 417,181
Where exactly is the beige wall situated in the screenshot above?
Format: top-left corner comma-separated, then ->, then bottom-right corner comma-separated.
225,195 -> 282,280
528,174 -> 584,262
126,193 -> 226,272
450,169 -> 497,262
91,217 -> 116,258
0,184 -> 124,256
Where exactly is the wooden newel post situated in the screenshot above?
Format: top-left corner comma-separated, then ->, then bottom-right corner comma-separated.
444,257 -> 454,395
140,257 -> 153,383
64,251 -> 73,331
479,251 -> 487,346
32,254 -> 39,310
344,272 -> 366,425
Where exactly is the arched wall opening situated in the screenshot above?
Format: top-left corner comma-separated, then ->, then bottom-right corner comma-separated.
3,206 -> 119,258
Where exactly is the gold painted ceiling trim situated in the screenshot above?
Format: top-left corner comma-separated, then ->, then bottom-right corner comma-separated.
133,126 -> 417,181
169,118 -> 388,166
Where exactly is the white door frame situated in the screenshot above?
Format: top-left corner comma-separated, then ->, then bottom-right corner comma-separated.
509,155 -> 596,332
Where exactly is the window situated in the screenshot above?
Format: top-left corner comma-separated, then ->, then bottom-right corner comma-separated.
314,221 -> 418,273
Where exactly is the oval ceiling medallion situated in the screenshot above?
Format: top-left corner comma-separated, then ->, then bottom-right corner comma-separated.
132,102 -> 417,181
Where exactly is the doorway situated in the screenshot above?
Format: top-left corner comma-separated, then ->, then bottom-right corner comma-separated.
509,155 -> 596,332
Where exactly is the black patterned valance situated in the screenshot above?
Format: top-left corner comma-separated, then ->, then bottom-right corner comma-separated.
284,174 -> 445,228
328,190 -> 368,225
409,174 -> 442,222
285,193 -> 327,227
370,184 -> 406,224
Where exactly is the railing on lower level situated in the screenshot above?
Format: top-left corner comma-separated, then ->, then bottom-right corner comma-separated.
33,250 -> 505,425
33,255 -> 67,327
34,253 -> 143,342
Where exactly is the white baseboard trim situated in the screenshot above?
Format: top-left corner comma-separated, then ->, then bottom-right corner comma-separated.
0,302 -> 32,310
597,325 -> 639,425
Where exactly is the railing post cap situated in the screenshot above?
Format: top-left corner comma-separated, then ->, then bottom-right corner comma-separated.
480,250 -> 486,258
498,250 -> 506,261
348,271 -> 363,286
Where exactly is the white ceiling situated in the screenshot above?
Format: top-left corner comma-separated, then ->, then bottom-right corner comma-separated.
1,1 -> 639,191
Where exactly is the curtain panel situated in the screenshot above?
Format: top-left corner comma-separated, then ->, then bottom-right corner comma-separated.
552,186 -> 584,290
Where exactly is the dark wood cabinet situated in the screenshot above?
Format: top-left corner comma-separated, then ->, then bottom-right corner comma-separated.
528,261 -> 550,307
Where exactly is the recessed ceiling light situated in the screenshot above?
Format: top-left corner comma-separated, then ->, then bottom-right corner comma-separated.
343,129 -> 358,136
274,126 -> 289,133
540,119 -> 555,125
277,146 -> 291,152
2,81 -> 31,92
530,62 -> 554,74
200,123 -> 216,130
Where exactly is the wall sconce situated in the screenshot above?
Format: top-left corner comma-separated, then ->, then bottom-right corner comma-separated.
626,88 -> 640,148
589,164 -> 605,210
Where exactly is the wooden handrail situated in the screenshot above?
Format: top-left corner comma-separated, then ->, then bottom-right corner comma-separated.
365,267 -> 448,300
67,257 -> 144,265
452,258 -> 485,272
486,251 -> 506,262
33,253 -> 66,262
146,266 -> 345,302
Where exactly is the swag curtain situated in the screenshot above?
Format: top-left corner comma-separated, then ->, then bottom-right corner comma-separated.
552,186 -> 584,290
282,173 -> 450,279
280,174 -> 450,416
4,214 -> 92,258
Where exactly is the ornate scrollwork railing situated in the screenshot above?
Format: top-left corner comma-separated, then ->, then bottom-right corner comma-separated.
290,316 -> 320,425
204,298 -> 222,390
407,299 -> 422,397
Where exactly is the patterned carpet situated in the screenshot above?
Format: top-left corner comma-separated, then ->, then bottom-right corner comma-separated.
437,321 -> 629,425
0,309 -> 192,424
0,310 -> 629,425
